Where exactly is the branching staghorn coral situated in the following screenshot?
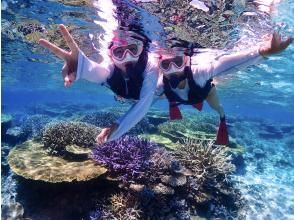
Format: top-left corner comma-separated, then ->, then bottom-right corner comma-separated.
91,136 -> 158,183
90,192 -> 142,220
90,136 -> 241,218
174,139 -> 235,196
42,122 -> 100,155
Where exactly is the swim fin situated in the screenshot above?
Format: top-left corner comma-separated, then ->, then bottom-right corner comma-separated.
193,102 -> 203,111
170,102 -> 182,120
216,116 -> 229,145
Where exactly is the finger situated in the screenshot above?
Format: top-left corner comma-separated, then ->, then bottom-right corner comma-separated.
64,81 -> 72,87
96,133 -> 104,144
68,72 -> 76,82
59,24 -> 79,56
95,135 -> 100,143
62,64 -> 69,80
97,136 -> 104,145
271,32 -> 278,45
276,32 -> 281,43
280,37 -> 294,49
39,39 -> 69,60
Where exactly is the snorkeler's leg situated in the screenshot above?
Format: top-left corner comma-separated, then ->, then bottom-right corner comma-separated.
206,87 -> 229,145
206,87 -> 225,118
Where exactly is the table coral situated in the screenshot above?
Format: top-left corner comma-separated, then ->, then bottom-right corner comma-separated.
8,140 -> 107,183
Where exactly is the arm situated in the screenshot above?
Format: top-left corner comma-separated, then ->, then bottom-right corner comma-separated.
107,68 -> 158,141
192,32 -> 293,87
191,48 -> 263,87
76,51 -> 113,84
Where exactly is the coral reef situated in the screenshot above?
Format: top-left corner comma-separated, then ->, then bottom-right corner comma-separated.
80,112 -> 121,128
5,127 -> 27,145
8,140 -> 107,182
159,113 -> 218,134
90,192 -> 142,220
20,114 -> 52,139
139,133 -> 179,150
128,117 -> 155,135
173,139 -> 236,205
91,136 -> 158,183
1,113 -> 13,135
1,200 -> 25,220
2,18 -> 100,62
132,0 -> 237,48
132,0 -> 273,48
92,136 -> 238,218
42,121 -> 100,155
81,111 -> 154,135
7,128 -> 242,217
157,115 -> 218,143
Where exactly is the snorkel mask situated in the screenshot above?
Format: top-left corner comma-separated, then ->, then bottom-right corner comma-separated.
109,30 -> 145,65
159,48 -> 188,88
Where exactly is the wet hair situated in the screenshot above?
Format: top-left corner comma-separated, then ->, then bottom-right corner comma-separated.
108,24 -> 151,50
119,24 -> 151,47
167,38 -> 204,56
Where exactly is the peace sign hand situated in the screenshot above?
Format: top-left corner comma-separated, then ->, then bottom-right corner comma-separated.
259,32 -> 293,57
39,24 -> 79,87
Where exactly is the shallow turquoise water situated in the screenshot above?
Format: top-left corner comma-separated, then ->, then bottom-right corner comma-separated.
1,0 -> 294,219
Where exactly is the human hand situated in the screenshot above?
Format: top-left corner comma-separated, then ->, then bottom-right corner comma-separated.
39,24 -> 79,87
96,123 -> 119,144
259,32 -> 293,57
114,95 -> 126,103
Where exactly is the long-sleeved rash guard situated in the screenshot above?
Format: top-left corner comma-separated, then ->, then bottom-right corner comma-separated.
76,51 -> 159,142
157,48 -> 264,96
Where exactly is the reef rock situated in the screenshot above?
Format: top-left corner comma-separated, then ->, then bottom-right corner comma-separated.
1,200 -> 24,220
5,127 -> 27,145
1,113 -> 13,135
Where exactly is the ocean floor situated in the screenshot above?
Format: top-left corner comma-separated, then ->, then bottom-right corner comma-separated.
1,102 -> 293,219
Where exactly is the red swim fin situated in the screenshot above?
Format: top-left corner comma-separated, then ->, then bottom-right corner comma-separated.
216,117 -> 229,145
169,102 -> 182,120
193,102 -> 203,111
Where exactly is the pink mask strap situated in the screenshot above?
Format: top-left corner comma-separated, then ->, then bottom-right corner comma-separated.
112,37 -> 128,46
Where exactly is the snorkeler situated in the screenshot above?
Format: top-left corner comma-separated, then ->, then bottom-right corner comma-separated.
158,33 -> 293,145
39,24 -> 159,144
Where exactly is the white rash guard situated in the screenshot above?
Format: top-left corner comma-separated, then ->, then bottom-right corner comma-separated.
157,48 -> 264,95
76,50 -> 159,142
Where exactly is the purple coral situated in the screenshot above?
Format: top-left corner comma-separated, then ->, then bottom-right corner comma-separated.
91,136 -> 159,183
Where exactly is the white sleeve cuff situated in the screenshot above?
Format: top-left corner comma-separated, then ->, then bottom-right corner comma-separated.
76,50 -> 86,81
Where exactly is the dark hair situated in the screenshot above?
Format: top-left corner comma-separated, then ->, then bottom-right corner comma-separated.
120,24 -> 151,47
108,24 -> 151,50
167,38 -> 204,56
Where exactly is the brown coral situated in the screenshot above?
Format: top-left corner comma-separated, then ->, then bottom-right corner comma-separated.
161,174 -> 187,187
42,122 -> 100,155
106,192 -> 142,220
174,138 -> 235,190
8,140 -> 107,183
152,183 -> 175,195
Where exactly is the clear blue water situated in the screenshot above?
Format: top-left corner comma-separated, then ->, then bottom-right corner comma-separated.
1,0 -> 294,219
